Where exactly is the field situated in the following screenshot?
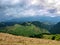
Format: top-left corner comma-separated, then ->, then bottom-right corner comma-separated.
0,33 -> 60,45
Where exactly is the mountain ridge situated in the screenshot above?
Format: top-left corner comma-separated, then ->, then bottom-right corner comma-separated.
0,16 -> 60,24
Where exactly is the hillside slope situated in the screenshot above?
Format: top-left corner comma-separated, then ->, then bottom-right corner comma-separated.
0,21 -> 49,37
50,22 -> 60,34
0,33 -> 60,45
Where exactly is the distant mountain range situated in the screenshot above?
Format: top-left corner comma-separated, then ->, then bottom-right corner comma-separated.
2,16 -> 60,24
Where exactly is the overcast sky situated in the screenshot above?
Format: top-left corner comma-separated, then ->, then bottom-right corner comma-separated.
0,0 -> 60,21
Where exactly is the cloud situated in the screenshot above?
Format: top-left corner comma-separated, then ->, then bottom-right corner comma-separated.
0,0 -> 21,5
0,0 -> 60,21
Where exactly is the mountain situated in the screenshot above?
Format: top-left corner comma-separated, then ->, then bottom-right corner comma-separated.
2,16 -> 60,24
50,22 -> 60,34
1,20 -> 60,35
0,21 -> 50,36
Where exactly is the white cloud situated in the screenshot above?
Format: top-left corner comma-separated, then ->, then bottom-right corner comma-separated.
28,0 -> 40,5
0,0 -> 60,20
0,0 -> 22,6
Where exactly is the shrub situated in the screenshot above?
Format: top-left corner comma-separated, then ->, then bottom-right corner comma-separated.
51,36 -> 55,40
55,34 -> 60,41
30,34 -> 43,38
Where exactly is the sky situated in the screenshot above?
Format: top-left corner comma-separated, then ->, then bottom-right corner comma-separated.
0,0 -> 60,21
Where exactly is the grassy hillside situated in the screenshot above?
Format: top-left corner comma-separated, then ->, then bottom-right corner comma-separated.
0,21 -> 49,37
0,21 -> 60,41
0,33 -> 60,45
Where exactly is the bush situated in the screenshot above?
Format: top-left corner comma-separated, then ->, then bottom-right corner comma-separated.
55,34 -> 60,41
51,36 -> 55,40
30,34 -> 43,38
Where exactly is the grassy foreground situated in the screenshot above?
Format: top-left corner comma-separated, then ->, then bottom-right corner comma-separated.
0,33 -> 60,45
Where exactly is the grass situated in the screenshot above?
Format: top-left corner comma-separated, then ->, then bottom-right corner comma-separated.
43,34 -> 60,41
0,33 -> 60,45
0,23 -> 49,37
